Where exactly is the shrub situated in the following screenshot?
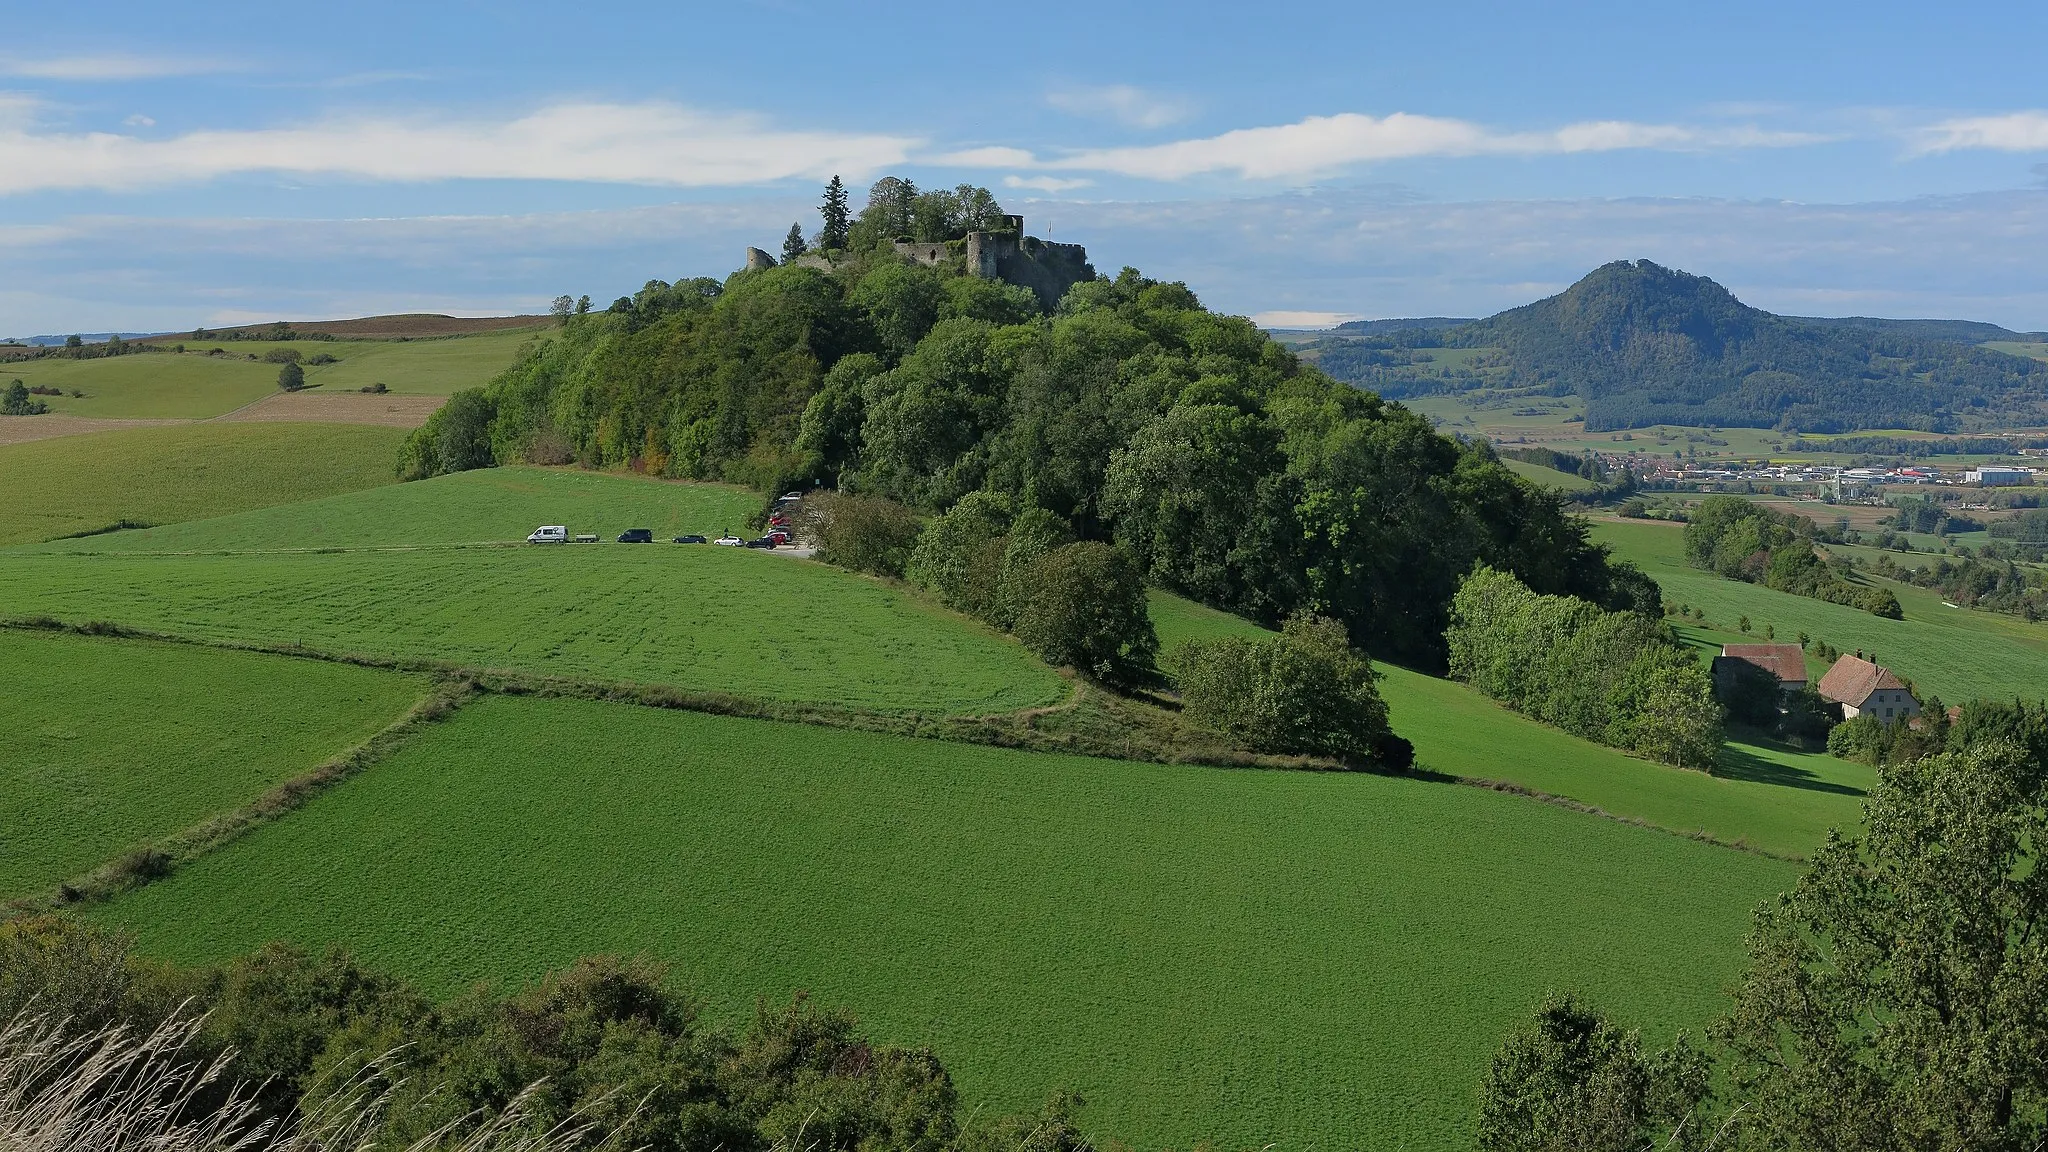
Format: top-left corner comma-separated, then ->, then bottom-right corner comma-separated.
1,380 -> 48,415
1477,991 -> 1709,1152
304,352 -> 339,365
1174,614 -> 1391,760
810,492 -> 922,578
359,381 -> 388,394
276,362 -> 306,392
261,348 -> 302,365
1011,542 -> 1157,684
906,490 -> 1014,620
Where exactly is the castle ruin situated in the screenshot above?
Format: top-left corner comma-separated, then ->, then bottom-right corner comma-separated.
744,215 -> 1094,312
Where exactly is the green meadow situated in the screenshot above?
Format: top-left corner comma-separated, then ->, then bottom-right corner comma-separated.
3,330 -> 532,418
0,423 -> 407,546
1593,516 -> 2048,700
0,628 -> 422,900
1149,591 -> 1867,858
0,548 -> 1063,714
93,691 -> 1798,1152
27,465 -> 762,552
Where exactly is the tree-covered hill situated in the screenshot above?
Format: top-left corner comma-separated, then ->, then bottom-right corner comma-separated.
398,177 -> 1654,669
1304,260 -> 2048,433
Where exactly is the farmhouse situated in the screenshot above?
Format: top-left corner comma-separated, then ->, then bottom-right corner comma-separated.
1711,643 -> 1808,697
1818,653 -> 1920,723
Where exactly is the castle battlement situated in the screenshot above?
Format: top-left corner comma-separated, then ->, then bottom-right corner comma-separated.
750,215 -> 1094,311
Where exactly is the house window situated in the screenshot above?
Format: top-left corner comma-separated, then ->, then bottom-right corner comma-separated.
1885,707 -> 1894,718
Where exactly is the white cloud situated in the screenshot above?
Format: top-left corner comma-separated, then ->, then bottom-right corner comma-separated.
122,114 -> 155,128
960,112 -> 1828,181
1003,175 -> 1092,193
0,101 -> 919,194
1913,111 -> 2048,154
0,54 -> 239,80
1046,84 -> 1193,130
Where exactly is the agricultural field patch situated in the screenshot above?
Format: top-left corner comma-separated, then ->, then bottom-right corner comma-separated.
1499,456 -> 1601,493
24,466 -> 763,553
94,692 -> 1797,1152
0,423 -> 407,546
1,330 -> 532,419
1594,516 -> 2048,700
1148,592 -> 1865,858
0,628 -> 423,900
0,547 -> 1064,714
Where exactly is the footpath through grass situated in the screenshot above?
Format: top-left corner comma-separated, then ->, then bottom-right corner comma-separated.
1150,591 -> 1867,858
0,423 -> 407,546
96,692 -> 1797,1152
4,332 -> 532,418
0,628 -> 423,900
1593,517 -> 2048,701
26,466 -> 763,553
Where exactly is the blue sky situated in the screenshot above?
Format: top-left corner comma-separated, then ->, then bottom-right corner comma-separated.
7,0 -> 2048,335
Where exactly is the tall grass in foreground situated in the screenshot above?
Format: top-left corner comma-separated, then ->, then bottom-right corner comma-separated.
0,1008 -> 614,1152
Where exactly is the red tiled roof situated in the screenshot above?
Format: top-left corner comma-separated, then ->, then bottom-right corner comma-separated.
1717,643 -> 1808,684
1818,656 -> 1910,707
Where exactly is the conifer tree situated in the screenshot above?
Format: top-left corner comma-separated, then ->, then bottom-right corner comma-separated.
820,175 -> 850,251
782,222 -> 809,264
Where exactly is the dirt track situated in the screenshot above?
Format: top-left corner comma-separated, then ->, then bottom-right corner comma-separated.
0,415 -> 182,446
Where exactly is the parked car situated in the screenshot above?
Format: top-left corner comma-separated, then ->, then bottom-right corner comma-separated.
617,528 -> 654,543
780,491 -> 803,501
527,525 -> 568,544
573,533 -> 599,543
713,535 -> 746,547
744,536 -> 775,548
672,534 -> 708,544
763,529 -> 791,545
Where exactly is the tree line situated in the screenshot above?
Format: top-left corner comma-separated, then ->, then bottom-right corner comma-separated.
399,176 -> 1654,673
1684,495 -> 1902,618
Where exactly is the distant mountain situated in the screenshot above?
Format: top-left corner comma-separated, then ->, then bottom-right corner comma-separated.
1309,261 -> 2048,434
1786,316 -> 2047,343
1328,317 -> 1475,335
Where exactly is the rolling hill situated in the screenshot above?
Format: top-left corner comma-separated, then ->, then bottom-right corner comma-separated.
1303,260 -> 2048,434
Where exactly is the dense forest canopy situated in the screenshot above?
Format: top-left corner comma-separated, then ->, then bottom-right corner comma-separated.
402,177 -> 1651,668
1303,260 -> 2048,434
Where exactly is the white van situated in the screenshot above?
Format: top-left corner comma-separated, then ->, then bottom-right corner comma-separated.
527,525 -> 568,544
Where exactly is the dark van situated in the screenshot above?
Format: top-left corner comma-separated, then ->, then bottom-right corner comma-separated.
617,528 -> 655,543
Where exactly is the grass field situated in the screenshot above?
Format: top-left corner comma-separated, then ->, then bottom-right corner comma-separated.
26,466 -> 762,552
1148,592 -> 1866,858
1593,516 -> 2048,701
0,628 -> 422,900
93,691 -> 1797,1152
0,549 -> 1064,715
2,331 -> 531,418
1500,457 -> 1601,493
0,423 -> 407,545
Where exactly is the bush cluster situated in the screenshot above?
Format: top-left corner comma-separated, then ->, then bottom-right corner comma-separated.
0,917 -> 1094,1152
2,380 -> 48,415
1448,567 -> 1722,769
1172,614 -> 1393,761
901,491 -> 1157,683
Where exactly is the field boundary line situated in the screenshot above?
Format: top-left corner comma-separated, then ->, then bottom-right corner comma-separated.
3,676 -> 475,919
0,616 -> 1805,867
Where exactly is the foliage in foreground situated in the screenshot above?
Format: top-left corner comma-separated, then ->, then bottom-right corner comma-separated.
0,918 -> 1094,1152
1447,567 -> 1722,769
1171,614 -> 1392,761
1480,740 -> 2048,1151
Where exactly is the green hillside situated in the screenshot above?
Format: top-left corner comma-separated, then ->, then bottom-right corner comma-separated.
93,691 -> 1797,1152
1594,517 -> 2048,701
1150,591 -> 1865,858
0,548 -> 1063,714
3,332 -> 531,418
0,628 -> 422,899
27,466 -> 763,553
0,422 -> 407,545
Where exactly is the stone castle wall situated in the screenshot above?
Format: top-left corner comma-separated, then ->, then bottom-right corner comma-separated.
752,215 -> 1092,310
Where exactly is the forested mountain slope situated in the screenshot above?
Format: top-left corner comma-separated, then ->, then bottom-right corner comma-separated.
1305,260 -> 2047,433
